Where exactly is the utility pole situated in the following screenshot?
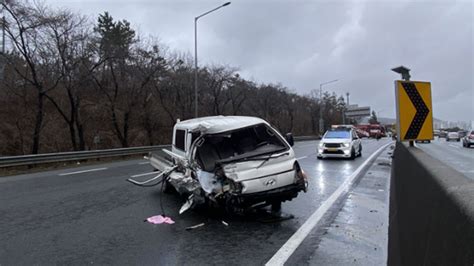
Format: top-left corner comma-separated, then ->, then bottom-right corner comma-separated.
319,79 -> 339,135
343,92 -> 350,124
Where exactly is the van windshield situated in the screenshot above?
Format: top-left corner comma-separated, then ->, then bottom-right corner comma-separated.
194,124 -> 286,171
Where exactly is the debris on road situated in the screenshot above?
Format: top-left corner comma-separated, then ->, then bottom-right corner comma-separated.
179,195 -> 194,214
145,215 -> 175,225
185,223 -> 205,231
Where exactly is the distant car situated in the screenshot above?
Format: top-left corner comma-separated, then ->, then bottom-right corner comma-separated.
462,131 -> 474,147
458,131 -> 468,138
446,132 -> 460,142
433,130 -> 440,137
439,131 -> 448,138
317,127 -> 362,160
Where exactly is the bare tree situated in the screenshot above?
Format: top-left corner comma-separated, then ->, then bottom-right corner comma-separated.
1,1 -> 63,153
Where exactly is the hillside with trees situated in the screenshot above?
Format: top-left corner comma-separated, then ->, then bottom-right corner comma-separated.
0,1 -> 347,155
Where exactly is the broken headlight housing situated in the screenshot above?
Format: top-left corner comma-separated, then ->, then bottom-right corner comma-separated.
228,179 -> 243,194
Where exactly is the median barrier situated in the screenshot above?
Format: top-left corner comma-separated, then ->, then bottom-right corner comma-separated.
388,142 -> 474,265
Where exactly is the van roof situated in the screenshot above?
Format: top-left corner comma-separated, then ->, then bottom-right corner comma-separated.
174,116 -> 268,134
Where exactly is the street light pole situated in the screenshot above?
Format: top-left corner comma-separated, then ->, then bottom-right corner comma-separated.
194,18 -> 198,118
194,2 -> 231,118
319,79 -> 338,135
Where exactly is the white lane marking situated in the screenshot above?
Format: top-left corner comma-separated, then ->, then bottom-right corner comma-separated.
295,140 -> 319,148
130,171 -> 157,178
295,156 -> 308,161
139,161 -> 150,165
265,142 -> 392,266
448,144 -> 461,149
59,168 -> 108,176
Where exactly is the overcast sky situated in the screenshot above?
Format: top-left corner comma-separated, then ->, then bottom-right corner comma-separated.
46,0 -> 473,123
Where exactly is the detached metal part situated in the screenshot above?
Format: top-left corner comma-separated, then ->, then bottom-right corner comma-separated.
126,165 -> 178,187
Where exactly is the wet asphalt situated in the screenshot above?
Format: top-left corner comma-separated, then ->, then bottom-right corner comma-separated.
0,139 -> 391,265
416,137 -> 474,180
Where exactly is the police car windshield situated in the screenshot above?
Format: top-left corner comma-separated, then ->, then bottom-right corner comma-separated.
324,130 -> 351,139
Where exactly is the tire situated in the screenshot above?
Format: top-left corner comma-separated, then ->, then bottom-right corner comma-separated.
350,148 -> 356,160
271,201 -> 282,213
358,145 -> 362,157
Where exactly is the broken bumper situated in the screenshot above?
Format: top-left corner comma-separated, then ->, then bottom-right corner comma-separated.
229,180 -> 307,207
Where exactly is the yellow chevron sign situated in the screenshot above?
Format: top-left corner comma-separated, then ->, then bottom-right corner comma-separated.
395,81 -> 433,141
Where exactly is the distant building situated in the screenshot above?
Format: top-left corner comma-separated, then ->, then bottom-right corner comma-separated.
345,105 -> 371,123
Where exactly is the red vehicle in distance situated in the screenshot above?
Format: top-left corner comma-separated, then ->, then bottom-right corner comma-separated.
356,124 -> 386,138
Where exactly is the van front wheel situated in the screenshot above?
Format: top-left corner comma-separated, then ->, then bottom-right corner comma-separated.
271,201 -> 282,213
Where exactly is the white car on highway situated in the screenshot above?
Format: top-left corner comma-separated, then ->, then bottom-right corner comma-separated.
446,132 -> 460,142
317,127 -> 362,160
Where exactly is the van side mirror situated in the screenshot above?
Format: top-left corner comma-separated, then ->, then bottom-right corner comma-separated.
285,133 -> 294,147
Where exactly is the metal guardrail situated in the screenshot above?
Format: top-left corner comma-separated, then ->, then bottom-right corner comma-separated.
0,135 -> 320,168
294,135 -> 321,141
0,145 -> 171,168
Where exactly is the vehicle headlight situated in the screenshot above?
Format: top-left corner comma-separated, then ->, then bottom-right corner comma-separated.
319,142 -> 324,147
342,143 -> 350,147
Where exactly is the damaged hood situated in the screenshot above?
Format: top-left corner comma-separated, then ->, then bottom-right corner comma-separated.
222,151 -> 295,182
176,116 -> 266,135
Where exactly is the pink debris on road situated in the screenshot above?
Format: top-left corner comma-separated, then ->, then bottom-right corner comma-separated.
146,215 -> 175,224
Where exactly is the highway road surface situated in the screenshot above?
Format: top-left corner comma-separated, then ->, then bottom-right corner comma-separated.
0,139 -> 392,265
417,137 -> 474,180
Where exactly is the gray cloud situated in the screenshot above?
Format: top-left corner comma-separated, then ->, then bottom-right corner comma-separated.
46,0 -> 473,122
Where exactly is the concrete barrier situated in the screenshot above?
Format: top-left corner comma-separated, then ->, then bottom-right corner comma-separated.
388,142 -> 474,265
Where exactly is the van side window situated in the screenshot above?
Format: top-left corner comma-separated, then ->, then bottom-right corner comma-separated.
175,129 -> 186,151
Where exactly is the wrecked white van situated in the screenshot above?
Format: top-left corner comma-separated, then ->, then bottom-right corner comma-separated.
129,116 -> 308,214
